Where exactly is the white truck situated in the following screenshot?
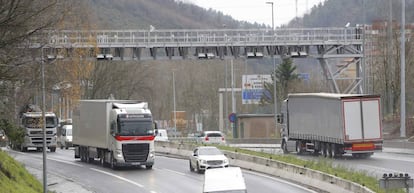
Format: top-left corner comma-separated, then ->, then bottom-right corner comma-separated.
20,111 -> 59,152
279,93 -> 383,158
73,100 -> 157,169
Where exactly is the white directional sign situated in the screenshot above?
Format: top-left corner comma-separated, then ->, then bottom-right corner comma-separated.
242,74 -> 272,104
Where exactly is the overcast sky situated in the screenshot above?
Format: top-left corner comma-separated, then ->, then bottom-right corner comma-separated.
187,0 -> 324,27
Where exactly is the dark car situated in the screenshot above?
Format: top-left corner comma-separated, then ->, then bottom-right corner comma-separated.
0,129 -> 8,147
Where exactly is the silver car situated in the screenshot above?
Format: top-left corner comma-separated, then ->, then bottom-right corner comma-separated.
189,146 -> 229,174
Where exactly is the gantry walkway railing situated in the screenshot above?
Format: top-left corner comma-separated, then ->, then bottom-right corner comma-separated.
28,27 -> 365,94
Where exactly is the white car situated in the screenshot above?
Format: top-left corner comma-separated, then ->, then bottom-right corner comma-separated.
199,131 -> 226,145
203,167 -> 247,193
189,146 -> 229,174
155,129 -> 169,142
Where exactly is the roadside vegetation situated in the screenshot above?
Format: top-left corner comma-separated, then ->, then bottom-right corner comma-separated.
0,150 -> 43,193
216,145 -> 405,193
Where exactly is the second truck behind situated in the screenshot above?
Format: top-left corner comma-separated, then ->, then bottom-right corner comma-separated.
279,93 -> 383,158
73,100 -> 157,169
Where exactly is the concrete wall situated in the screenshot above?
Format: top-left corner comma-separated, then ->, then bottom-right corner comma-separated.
237,115 -> 279,138
155,141 -> 374,193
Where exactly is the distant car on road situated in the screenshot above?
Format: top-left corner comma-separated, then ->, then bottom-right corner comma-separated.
155,129 -> 169,142
189,146 -> 229,174
60,125 -> 73,149
199,131 -> 226,145
0,129 -> 8,147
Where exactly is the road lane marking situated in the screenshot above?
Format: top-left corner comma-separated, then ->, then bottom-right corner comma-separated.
162,168 -> 186,176
47,157 -> 85,167
90,168 -> 144,188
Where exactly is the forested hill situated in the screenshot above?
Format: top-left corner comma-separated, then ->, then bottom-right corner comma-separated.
85,0 -> 264,29
288,0 -> 414,27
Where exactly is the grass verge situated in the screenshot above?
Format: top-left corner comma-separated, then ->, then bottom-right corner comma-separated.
0,149 -> 44,193
217,145 -> 405,193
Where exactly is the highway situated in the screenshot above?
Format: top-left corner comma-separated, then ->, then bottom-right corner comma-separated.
5,148 -> 318,193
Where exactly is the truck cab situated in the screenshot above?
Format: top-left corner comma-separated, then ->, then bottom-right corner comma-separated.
20,112 -> 58,152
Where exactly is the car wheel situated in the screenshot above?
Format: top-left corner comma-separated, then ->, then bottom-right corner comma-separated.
197,163 -> 204,174
189,160 -> 194,172
146,165 -> 153,169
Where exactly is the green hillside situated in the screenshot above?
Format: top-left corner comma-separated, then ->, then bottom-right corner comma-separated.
289,0 -> 414,27
0,150 -> 43,193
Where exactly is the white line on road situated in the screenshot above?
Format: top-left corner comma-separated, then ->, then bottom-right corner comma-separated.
161,168 -> 186,176
90,168 -> 144,188
47,157 -> 85,167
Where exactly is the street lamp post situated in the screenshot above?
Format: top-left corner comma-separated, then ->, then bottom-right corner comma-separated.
173,71 -> 177,137
41,48 -> 47,193
266,1 -> 278,136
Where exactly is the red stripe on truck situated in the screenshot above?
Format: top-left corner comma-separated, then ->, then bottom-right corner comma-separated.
115,135 -> 155,141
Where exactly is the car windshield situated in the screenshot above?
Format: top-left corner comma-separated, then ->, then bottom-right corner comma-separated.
118,120 -> 154,136
199,148 -> 223,155
207,133 -> 222,137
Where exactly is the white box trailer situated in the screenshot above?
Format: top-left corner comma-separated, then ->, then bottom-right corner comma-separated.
73,100 -> 157,169
280,93 -> 383,158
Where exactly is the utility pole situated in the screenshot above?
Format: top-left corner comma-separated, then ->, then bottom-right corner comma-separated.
266,1 -> 278,137
41,48 -> 47,193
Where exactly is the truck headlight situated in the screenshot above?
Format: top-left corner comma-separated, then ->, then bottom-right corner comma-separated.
200,159 -> 207,164
115,150 -> 123,158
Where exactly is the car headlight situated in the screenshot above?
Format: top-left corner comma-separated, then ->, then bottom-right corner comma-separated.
223,159 -> 229,165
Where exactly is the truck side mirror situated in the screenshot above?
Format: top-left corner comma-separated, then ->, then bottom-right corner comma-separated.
277,114 -> 283,124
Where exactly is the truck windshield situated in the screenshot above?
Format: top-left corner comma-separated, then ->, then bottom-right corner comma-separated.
118,121 -> 154,136
23,117 -> 58,128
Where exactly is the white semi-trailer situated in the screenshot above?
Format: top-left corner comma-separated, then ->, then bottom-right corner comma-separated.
73,100 -> 157,169
279,93 -> 383,158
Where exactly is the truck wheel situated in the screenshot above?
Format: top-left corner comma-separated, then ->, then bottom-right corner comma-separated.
321,143 -> 327,157
330,144 -> 336,158
80,147 -> 87,162
296,141 -> 303,155
110,153 -> 117,170
281,140 -> 289,154
21,146 -> 27,152
327,144 -> 333,158
100,153 -> 106,167
50,147 -> 56,152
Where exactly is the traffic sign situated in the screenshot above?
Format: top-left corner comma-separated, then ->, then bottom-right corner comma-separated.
228,113 -> 237,123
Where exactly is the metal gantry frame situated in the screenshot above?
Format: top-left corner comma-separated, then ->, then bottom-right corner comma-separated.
31,27 -> 364,94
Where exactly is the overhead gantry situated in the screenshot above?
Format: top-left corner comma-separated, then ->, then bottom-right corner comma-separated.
29,27 -> 365,94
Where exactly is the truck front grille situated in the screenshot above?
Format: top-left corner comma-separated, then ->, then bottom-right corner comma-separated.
122,143 -> 149,162
29,131 -> 54,135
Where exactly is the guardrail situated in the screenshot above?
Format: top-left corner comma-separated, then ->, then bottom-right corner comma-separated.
155,141 -> 374,193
